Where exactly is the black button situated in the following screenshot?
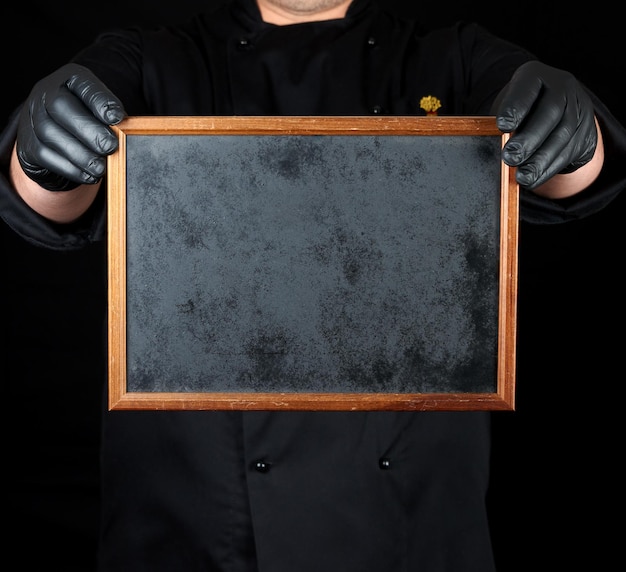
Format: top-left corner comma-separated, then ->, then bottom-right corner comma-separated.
237,37 -> 252,49
367,36 -> 377,47
371,105 -> 383,115
252,460 -> 272,473
379,457 -> 392,470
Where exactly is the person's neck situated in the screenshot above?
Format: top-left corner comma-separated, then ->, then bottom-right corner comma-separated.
256,0 -> 352,25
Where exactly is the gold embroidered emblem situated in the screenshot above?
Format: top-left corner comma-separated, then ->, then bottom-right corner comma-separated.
419,95 -> 442,116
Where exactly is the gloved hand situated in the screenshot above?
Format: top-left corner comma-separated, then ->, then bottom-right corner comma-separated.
492,61 -> 597,191
16,63 -> 126,191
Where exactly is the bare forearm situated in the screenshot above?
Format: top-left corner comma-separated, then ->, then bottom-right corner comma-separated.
9,144 -> 101,224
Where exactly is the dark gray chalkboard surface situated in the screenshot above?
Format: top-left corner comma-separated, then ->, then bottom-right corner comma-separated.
108,116 -> 518,411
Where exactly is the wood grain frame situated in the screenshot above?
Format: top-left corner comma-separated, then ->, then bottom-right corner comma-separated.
107,116 -> 518,411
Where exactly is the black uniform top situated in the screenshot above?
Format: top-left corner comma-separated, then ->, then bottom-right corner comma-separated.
1,0 -> 624,249
1,1 -> 625,571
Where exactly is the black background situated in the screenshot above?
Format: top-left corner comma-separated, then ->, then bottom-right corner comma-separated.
2,1 -> 624,570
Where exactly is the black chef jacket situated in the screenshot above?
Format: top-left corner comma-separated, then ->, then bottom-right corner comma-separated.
1,1 -> 625,571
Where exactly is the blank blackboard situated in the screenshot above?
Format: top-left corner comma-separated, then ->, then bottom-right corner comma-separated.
107,116 -> 518,411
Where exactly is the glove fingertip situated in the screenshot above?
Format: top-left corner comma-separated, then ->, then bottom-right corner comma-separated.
495,112 -> 519,132
105,104 -> 126,126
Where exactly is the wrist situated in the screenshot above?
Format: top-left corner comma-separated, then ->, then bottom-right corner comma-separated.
9,144 -> 101,223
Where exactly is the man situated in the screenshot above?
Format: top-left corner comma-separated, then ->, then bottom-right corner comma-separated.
1,0 -> 624,570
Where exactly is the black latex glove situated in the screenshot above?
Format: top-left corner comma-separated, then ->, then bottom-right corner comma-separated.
492,61 -> 597,191
16,63 -> 126,191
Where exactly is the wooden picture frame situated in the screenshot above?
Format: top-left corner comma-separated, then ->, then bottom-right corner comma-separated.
107,116 -> 518,411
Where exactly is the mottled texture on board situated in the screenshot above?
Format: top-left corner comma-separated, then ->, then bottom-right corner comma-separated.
124,134 -> 501,393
